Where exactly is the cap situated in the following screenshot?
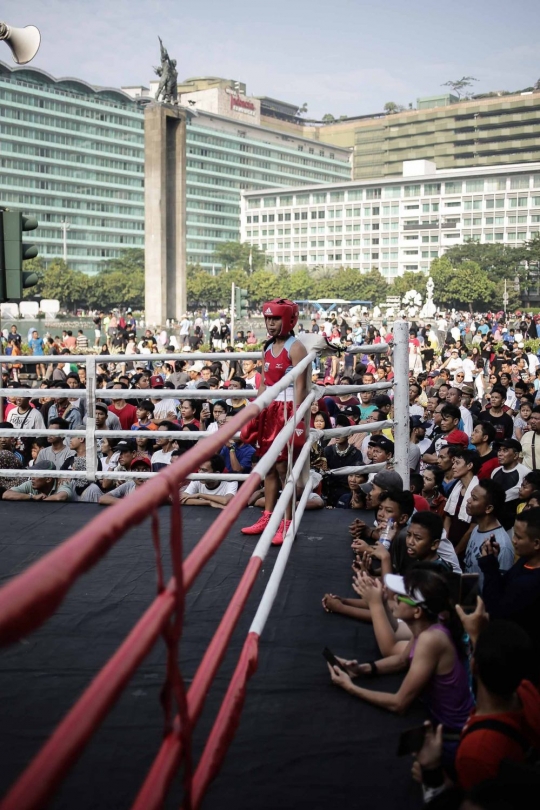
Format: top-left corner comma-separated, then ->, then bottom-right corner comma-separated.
428,370 -> 440,378
410,415 -> 429,430
445,429 -> 469,448
116,440 -> 136,453
323,375 -> 335,384
130,456 -> 151,469
342,405 -> 360,419
498,438 -> 522,452
461,385 -> 475,397
32,460 -> 55,472
384,574 -> 426,604
368,435 -> 395,454
150,376 -> 163,388
360,470 -> 403,494
95,403 -> 109,414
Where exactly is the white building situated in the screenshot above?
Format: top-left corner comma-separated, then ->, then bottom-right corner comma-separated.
240,159 -> 540,279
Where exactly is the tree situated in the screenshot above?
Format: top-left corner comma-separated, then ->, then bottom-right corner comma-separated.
442,242 -> 526,284
245,269 -> 282,305
430,257 -> 496,311
358,268 -> 389,305
287,267 -> 316,300
29,258 -> 88,311
214,241 -> 266,273
322,114 -> 336,124
442,76 -> 479,99
297,102 -> 308,116
390,271 -> 428,299
22,256 -> 46,299
89,248 -> 145,310
383,102 -> 405,114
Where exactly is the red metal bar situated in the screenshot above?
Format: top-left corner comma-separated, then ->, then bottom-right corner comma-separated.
131,556 -> 263,810
0,403 -> 260,646
0,585 -> 177,810
191,632 -> 260,810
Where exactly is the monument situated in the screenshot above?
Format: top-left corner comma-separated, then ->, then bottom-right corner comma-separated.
420,276 -> 437,318
144,38 -> 188,326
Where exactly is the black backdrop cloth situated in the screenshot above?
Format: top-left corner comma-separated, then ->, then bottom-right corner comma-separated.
0,504 -> 425,810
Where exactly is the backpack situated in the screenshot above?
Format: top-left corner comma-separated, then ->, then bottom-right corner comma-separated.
461,718 -> 540,771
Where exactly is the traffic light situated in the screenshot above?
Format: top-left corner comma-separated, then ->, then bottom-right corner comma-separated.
0,210 -> 39,301
235,286 -> 248,317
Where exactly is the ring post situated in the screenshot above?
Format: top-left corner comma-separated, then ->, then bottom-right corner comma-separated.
392,320 -> 410,488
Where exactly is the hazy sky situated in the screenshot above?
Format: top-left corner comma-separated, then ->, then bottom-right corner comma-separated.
4,0 -> 540,118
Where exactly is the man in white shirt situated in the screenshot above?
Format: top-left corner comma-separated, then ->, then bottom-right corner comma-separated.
526,347 -> 540,376
445,386 -> 473,437
7,397 -> 45,431
151,421 -> 180,471
180,455 -> 237,507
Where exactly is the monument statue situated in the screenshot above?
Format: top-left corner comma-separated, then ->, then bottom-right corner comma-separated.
420,275 -> 437,318
154,37 -> 178,104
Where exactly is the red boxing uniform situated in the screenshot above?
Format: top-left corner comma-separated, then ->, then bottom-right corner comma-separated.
257,336 -> 297,461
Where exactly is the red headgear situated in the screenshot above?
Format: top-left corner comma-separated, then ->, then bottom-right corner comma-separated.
262,298 -> 299,336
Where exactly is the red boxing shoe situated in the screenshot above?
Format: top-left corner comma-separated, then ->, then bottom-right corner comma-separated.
271,519 -> 292,546
241,510 -> 272,535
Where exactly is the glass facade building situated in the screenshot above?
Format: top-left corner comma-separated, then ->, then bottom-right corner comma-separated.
0,61 -> 351,273
241,160 -> 540,279
0,61 -> 145,273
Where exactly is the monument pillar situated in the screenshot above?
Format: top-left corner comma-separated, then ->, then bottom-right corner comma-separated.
144,102 -> 187,326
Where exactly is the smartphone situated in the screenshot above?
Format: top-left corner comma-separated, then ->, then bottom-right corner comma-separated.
397,725 -> 427,756
459,573 -> 479,614
322,647 -> 346,672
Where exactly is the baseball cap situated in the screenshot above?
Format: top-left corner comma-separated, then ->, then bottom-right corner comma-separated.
32,460 -> 55,472
116,440 -> 136,453
95,403 -> 109,414
130,456 -> 151,469
323,375 -> 335,384
498,438 -> 522,452
360,470 -> 403,494
368,435 -> 395,454
384,574 -> 426,604
445,429 -> 469,448
342,405 -> 360,420
150,376 -> 163,388
410,415 -> 429,430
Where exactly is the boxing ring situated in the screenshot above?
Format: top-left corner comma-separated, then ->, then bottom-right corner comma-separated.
0,324 -> 410,809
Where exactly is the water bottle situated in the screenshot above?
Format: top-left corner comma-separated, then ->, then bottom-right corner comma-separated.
379,518 -> 395,550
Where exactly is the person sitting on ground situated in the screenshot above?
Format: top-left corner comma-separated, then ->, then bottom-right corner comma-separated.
317,413 -> 363,507
60,434 -> 92,499
179,398 -> 201,429
220,418 -> 256,474
46,385 -> 83,430
226,375 -> 249,414
3,459 -> 75,501
367,434 -> 394,469
413,616 -> 540,796
97,457 -> 151,504
327,567 -> 474,768
336,473 -> 368,509
37,417 -> 75,469
463,478 -> 515,587
180,454 -> 238,508
151,421 -> 180,471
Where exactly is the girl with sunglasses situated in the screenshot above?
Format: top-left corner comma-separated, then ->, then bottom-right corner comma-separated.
327,567 -> 473,766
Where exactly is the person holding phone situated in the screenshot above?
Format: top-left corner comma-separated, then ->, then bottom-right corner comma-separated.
463,479 -> 514,588
327,568 -> 474,767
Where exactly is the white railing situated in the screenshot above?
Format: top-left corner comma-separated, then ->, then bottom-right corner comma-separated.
0,324 -> 410,487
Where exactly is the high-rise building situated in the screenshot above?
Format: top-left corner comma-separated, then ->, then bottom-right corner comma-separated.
0,62 -> 351,274
0,60 -> 145,273
241,159 -> 540,279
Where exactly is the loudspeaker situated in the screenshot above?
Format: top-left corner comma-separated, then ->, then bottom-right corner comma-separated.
0,21 -> 41,65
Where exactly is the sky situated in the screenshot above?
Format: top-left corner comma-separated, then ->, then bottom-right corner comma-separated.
3,0 -> 540,118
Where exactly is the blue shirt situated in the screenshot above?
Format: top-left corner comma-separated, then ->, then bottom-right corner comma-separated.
464,524 -> 514,589
220,443 -> 255,474
29,337 -> 44,356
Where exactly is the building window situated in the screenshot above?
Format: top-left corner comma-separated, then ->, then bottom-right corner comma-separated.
485,179 -> 507,192
445,182 -> 462,194
330,191 -> 345,201
423,183 -> 441,195
465,180 -> 484,193
347,190 -> 363,201
383,186 -> 401,199
366,188 -> 382,199
404,184 -> 421,197
510,176 -> 529,190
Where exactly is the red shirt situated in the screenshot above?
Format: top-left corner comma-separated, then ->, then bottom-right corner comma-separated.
108,402 -> 138,430
263,338 -> 295,387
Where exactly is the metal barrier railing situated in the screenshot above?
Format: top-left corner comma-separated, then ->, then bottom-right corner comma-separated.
0,325 -> 410,487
